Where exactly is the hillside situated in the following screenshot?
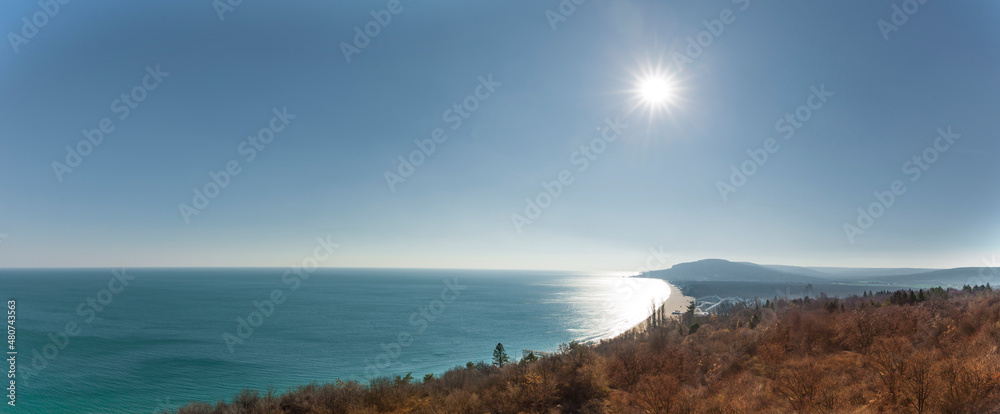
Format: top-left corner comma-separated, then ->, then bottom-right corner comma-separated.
761,265 -> 936,279
643,259 -> 826,284
167,285 -> 1000,413
646,260 -> 989,296
867,267 -> 990,287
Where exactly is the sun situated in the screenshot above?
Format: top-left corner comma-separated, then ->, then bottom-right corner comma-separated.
639,76 -> 673,105
628,66 -> 681,119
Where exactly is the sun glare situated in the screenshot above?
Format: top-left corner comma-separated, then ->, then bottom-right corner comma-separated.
640,76 -> 672,105
628,64 -> 681,120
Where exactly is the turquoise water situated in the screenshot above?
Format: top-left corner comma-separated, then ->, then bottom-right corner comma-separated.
1,268 -> 669,413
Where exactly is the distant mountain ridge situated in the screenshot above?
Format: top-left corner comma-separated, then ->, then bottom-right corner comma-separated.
644,259 -> 824,283
764,265 -> 936,278
644,259 -> 991,288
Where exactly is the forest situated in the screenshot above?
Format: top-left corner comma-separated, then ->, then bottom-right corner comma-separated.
171,285 -> 1000,413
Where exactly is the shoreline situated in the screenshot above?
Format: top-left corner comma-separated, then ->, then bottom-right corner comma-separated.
622,278 -> 694,336
663,280 -> 694,315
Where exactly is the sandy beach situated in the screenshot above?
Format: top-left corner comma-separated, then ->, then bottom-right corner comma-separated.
625,279 -> 695,335
661,280 -> 695,317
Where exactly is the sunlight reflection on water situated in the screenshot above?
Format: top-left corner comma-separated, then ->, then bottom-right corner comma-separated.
536,276 -> 671,342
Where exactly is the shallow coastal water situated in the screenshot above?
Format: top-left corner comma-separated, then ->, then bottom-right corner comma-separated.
2,268 -> 670,413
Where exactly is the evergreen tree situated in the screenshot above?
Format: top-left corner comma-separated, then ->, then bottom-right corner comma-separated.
683,301 -> 696,328
492,343 -> 510,367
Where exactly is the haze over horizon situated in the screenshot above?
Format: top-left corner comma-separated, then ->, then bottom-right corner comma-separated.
2,1 -> 998,271
0,257 -> 989,274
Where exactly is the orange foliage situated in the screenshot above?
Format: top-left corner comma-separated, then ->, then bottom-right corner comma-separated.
171,288 -> 1000,413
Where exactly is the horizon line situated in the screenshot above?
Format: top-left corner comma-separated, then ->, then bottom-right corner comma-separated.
1,258 -> 982,272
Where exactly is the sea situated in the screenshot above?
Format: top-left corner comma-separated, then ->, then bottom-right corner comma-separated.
0,268 -> 671,413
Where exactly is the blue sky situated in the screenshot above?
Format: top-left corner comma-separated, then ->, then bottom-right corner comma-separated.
1,0 -> 998,270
